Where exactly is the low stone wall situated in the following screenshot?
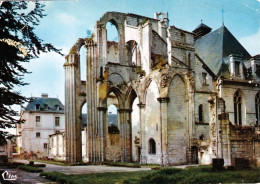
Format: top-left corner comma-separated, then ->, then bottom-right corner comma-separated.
229,125 -> 260,166
106,133 -> 121,162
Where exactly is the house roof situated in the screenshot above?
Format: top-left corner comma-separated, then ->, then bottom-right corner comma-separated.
195,26 -> 251,77
24,97 -> 64,113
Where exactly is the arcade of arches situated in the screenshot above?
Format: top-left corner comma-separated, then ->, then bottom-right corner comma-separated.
63,12 -> 260,166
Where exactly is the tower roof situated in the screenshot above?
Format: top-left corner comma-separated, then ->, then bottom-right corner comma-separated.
193,23 -> 212,32
193,22 -> 212,40
195,26 -> 251,77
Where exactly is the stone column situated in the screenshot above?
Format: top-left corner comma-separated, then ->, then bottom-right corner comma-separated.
97,107 -> 107,162
157,97 -> 169,166
125,109 -> 133,162
64,54 -> 82,163
117,109 -> 132,162
86,41 -> 98,163
137,103 -> 146,164
117,108 -> 126,162
218,113 -> 231,166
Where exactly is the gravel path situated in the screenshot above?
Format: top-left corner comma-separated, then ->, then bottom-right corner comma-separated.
13,159 -> 151,174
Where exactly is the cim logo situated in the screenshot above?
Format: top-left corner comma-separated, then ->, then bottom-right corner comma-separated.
1,171 -> 17,181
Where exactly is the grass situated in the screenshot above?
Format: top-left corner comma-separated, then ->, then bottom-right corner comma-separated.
40,165 -> 260,184
18,165 -> 43,173
0,162 -> 25,169
40,171 -> 153,184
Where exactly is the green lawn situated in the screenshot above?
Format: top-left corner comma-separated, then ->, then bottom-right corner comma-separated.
40,166 -> 260,184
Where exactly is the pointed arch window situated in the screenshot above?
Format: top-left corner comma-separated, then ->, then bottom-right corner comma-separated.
199,104 -> 203,123
234,91 -> 242,125
255,92 -> 260,125
148,138 -> 156,154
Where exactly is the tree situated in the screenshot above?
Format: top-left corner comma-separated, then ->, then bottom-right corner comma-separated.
0,1 -> 62,145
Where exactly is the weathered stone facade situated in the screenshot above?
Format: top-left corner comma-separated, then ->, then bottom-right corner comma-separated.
64,12 -> 260,166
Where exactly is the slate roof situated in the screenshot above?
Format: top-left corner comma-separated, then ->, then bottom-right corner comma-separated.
195,26 -> 251,77
24,97 -> 64,113
193,23 -> 212,32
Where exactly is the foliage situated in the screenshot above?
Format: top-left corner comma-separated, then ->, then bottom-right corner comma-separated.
18,165 -> 43,173
0,1 -> 62,145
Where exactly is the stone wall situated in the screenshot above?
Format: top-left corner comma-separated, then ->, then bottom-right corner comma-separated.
229,125 -> 258,165
106,133 -> 121,161
167,75 -> 188,165
144,80 -> 161,164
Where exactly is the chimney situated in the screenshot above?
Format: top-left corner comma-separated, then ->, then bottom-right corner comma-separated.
41,93 -> 48,98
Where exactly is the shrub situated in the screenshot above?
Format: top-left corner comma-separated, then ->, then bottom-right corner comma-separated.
18,165 -> 43,173
33,164 -> 46,167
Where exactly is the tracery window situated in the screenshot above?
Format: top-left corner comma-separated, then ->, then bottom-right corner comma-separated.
234,91 -> 242,125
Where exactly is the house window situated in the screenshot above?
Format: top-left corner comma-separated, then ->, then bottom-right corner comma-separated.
44,143 -> 47,149
199,104 -> 203,122
55,117 -> 60,126
234,91 -> 242,125
36,132 -> 40,138
202,73 -> 207,85
36,116 -> 40,122
255,92 -> 260,125
235,61 -> 240,76
148,138 -> 156,154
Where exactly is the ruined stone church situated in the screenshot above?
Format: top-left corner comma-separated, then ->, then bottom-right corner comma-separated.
64,12 -> 260,166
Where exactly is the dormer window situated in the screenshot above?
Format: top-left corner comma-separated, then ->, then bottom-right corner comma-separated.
35,104 -> 40,111
235,61 -> 240,76
55,105 -> 60,111
43,104 -> 48,110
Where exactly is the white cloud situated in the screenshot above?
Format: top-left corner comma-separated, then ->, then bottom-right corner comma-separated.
55,12 -> 79,26
240,27 -> 260,56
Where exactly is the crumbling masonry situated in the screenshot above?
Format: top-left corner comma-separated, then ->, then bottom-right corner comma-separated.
64,12 -> 260,166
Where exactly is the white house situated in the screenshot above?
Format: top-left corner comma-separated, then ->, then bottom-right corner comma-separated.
16,93 -> 65,158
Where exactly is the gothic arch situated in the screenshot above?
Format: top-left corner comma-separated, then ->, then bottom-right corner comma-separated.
143,78 -> 160,103
126,40 -> 142,66
233,89 -> 245,125
165,73 -> 187,97
108,72 -> 125,85
107,87 -> 124,108
125,86 -> 138,109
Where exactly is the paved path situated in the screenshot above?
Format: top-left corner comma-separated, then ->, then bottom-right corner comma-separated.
13,159 -> 151,175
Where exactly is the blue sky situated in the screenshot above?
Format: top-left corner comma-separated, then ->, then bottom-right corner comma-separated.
16,0 -> 260,111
